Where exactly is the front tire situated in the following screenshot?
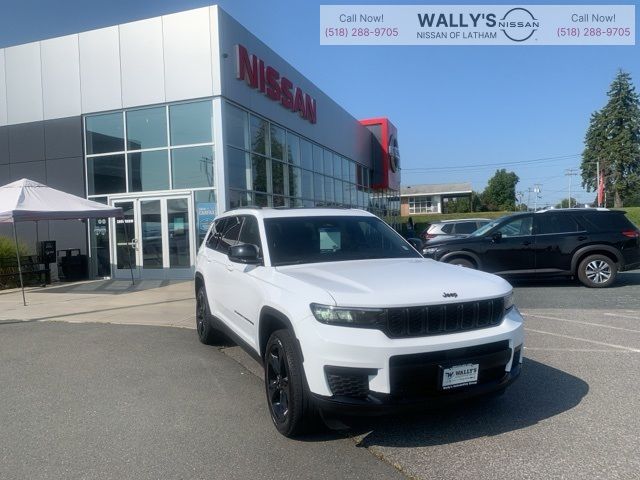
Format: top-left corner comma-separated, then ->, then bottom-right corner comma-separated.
447,257 -> 475,269
195,287 -> 223,345
577,254 -> 617,288
264,329 -> 318,437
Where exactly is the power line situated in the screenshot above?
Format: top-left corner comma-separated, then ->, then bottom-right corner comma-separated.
402,154 -> 581,172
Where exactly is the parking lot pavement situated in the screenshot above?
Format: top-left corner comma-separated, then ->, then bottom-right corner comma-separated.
2,274 -> 639,480
0,280 -> 195,329
0,322 -> 404,480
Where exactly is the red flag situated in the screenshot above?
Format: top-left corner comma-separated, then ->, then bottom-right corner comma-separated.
597,170 -> 605,206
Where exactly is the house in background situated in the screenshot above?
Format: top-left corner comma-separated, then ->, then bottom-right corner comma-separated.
400,182 -> 473,215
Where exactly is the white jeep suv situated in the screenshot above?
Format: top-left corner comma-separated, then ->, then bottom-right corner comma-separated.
195,208 -> 524,437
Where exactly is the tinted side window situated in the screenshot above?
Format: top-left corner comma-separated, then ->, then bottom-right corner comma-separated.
206,218 -> 227,250
536,214 -> 581,235
238,216 -> 263,255
497,216 -> 532,237
579,212 -> 635,232
216,216 -> 243,254
454,222 -> 478,234
441,223 -> 454,233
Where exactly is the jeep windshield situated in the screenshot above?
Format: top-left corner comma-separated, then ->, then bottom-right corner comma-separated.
264,215 -> 421,266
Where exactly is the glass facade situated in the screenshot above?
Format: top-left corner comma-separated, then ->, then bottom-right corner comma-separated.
408,195 -> 435,214
224,102 -> 371,210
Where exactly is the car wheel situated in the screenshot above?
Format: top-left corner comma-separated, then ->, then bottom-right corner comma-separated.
448,258 -> 475,269
195,286 -> 223,345
578,254 -> 617,288
264,329 -> 318,437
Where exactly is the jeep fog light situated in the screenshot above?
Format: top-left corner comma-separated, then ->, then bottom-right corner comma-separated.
310,304 -> 385,328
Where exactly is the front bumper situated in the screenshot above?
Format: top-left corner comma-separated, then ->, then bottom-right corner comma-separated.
297,307 -> 525,406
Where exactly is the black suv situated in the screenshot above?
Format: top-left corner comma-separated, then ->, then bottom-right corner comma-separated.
421,209 -> 640,287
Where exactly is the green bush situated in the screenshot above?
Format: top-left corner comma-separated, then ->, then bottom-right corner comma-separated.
0,235 -> 30,259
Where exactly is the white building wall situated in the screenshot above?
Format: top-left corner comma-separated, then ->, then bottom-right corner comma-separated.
0,50 -> 7,126
79,26 -> 123,113
119,18 -> 165,107
4,42 -> 44,124
40,34 -> 81,120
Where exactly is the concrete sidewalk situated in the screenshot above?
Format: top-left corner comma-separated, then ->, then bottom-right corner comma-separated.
0,279 -> 196,329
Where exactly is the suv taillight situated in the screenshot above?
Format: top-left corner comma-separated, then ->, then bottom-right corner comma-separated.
622,229 -> 640,239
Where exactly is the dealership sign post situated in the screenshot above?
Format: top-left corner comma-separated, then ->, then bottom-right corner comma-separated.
320,5 -> 635,45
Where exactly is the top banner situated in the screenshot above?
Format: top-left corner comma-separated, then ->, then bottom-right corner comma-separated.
320,5 -> 635,45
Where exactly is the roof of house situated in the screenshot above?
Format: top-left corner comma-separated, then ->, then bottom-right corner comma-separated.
400,182 -> 473,197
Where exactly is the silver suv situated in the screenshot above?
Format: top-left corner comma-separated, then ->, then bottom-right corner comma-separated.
420,218 -> 490,242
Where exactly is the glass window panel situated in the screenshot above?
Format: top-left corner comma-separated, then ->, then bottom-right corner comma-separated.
356,165 -> 363,186
229,190 -> 252,209
251,155 -> 267,192
312,144 -> 323,173
270,125 -> 285,160
195,190 -> 217,247
250,115 -> 268,154
343,182 -> 350,205
333,154 -> 342,179
169,101 -> 212,146
350,183 -> 358,206
86,112 -> 124,154
255,193 -> 269,207
89,215 -> 110,278
358,189 -> 365,208
303,199 -> 314,207
126,106 -> 167,150
334,180 -> 343,204
288,166 -> 302,198
301,169 -> 313,199
225,103 -> 249,149
272,160 -> 286,196
87,154 -> 126,195
273,195 -> 286,207
300,138 -> 313,170
227,147 -> 251,190
114,201 -> 135,270
287,132 -> 300,165
324,177 -> 334,203
140,199 -> 163,269
314,174 -> 325,202
323,149 -> 333,177
350,162 -> 357,184
171,146 -> 214,189
167,198 -> 191,268
128,150 -> 169,192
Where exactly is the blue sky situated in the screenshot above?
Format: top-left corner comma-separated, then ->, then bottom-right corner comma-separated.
1,0 -> 638,206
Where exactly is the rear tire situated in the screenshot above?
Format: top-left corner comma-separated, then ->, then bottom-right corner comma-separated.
264,329 -> 319,437
577,254 -> 617,288
195,287 -> 223,345
447,258 -> 475,269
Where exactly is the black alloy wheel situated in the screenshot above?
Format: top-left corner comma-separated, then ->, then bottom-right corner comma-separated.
195,287 -> 221,345
266,339 -> 290,424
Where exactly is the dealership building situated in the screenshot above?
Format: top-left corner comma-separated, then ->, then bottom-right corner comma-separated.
0,5 -> 401,279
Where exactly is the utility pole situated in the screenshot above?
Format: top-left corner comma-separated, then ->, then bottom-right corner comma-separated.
565,168 -> 579,208
533,184 -> 542,211
527,187 -> 532,211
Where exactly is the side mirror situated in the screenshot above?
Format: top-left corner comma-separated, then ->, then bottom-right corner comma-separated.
491,232 -> 503,243
406,237 -> 423,251
228,244 -> 261,265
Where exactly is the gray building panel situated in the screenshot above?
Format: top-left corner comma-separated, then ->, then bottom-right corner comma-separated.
0,163 -> 9,181
44,117 -> 84,160
46,156 -> 85,197
8,121 -> 46,163
0,127 -> 8,164
48,219 -> 88,254
10,159 -> 46,183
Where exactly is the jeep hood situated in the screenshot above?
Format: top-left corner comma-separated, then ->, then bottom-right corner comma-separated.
275,258 -> 511,308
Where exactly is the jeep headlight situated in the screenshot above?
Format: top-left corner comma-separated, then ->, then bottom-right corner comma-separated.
504,292 -> 515,313
310,304 -> 385,328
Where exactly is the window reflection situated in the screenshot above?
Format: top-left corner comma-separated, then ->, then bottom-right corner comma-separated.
128,150 -> 169,192
169,101 -> 212,146
86,113 -> 124,154
171,146 -> 214,189
87,154 -> 126,195
126,107 -> 167,150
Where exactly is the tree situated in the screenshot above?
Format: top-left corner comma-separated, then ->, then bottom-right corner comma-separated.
481,169 -> 519,211
555,197 -> 578,208
581,70 -> 640,207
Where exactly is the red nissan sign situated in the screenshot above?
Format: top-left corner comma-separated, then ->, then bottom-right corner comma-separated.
236,44 -> 317,124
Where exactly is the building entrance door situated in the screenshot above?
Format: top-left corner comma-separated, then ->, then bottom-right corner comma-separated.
110,194 -> 195,279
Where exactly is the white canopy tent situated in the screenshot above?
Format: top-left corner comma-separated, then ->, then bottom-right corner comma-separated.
0,179 -> 126,305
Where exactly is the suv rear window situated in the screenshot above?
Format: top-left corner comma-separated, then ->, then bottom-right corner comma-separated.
453,222 -> 478,234
578,212 -> 636,232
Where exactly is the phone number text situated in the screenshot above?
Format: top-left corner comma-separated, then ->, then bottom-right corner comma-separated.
557,27 -> 632,37
324,27 -> 399,38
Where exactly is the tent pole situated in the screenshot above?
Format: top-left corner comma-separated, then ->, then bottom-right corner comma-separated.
13,222 -> 26,307
122,217 -> 135,287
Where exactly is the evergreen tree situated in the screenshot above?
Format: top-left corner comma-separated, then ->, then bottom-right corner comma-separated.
581,70 -> 640,207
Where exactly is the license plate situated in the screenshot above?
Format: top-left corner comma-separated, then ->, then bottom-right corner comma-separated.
441,363 -> 479,390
